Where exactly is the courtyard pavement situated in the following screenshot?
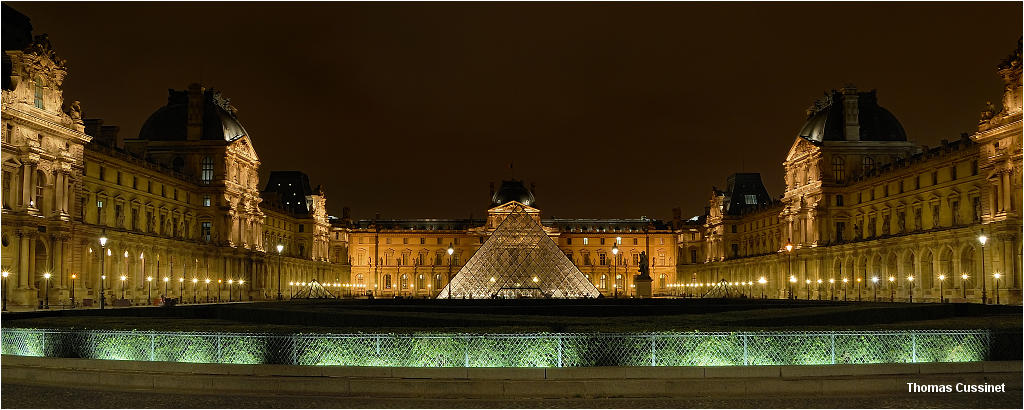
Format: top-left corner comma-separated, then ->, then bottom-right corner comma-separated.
2,382 -> 1021,408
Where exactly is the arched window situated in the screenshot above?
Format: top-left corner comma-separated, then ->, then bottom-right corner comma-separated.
384,274 -> 392,289
832,156 -> 845,183
33,77 -> 44,109
600,275 -> 607,289
434,274 -> 442,290
862,156 -> 874,175
400,274 -> 408,289
200,157 -> 214,184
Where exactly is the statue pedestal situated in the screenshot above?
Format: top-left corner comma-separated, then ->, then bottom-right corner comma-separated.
634,275 -> 653,298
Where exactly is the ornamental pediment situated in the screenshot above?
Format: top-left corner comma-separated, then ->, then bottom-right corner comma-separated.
785,138 -> 820,163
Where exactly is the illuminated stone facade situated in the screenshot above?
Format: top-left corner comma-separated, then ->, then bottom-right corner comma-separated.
344,180 -> 679,298
1,17 -> 341,308
680,43 -> 1023,304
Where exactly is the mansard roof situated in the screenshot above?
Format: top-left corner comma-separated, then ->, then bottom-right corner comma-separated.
798,88 -> 907,143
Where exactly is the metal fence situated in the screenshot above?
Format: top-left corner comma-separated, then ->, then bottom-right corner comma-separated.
0,328 -> 989,367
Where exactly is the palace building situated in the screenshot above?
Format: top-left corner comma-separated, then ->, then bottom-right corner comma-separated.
1,5 -> 1020,306
680,42 -> 1022,304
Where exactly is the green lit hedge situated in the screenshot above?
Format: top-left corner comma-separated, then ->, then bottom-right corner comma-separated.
0,329 -> 989,367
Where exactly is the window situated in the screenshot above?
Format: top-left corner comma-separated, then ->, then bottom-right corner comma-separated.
600,275 -> 608,289
836,222 -> 845,242
131,176 -> 137,189
200,157 -> 214,184
951,200 -> 960,225
566,238 -> 572,245
616,237 -> 622,244
116,172 -> 122,185
583,253 -> 592,265
950,165 -> 957,180
731,225 -> 737,233
731,243 -> 739,257
201,222 -> 211,242
33,77 -> 44,109
161,185 -> 165,197
690,249 -> 697,263
203,195 -> 211,207
298,224 -> 304,233
862,156 -> 874,174
583,238 -> 589,245
384,275 -> 392,289
599,253 -> 607,265
115,204 -> 124,227
832,156 -> 845,183
1,170 -> 10,209
434,253 -> 443,265
633,238 -> 638,245
836,194 -> 844,206
131,208 -> 139,230
96,200 -> 104,224
744,194 -> 757,205
599,238 -> 605,245
914,208 -> 922,231
99,166 -> 105,181
931,171 -> 938,185
420,237 -> 425,245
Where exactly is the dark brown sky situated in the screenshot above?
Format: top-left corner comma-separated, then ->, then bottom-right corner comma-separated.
10,2 -> 1021,220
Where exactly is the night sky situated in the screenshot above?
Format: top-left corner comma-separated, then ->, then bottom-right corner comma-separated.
10,2 -> 1021,220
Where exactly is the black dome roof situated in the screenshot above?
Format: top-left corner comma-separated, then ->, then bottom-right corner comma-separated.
138,86 -> 247,142
798,89 -> 906,143
491,179 -> 535,207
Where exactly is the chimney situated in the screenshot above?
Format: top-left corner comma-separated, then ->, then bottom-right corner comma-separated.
842,86 -> 860,141
186,83 -> 203,140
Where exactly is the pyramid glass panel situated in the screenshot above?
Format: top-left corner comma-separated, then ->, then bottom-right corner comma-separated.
293,279 -> 337,299
438,204 -> 600,299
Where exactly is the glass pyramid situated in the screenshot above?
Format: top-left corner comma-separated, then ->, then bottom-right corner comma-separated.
292,279 -> 337,299
438,204 -> 601,299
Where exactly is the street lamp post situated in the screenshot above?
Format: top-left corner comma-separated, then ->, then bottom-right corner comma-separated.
993,273 -> 1001,304
758,277 -> 766,299
205,279 -> 211,303
785,242 -> 794,299
192,278 -> 198,303
612,243 -> 619,298
119,275 -> 126,300
447,244 -> 454,299
828,278 -> 835,301
43,273 -> 51,309
938,274 -> 946,303
805,279 -> 811,300
978,233 -> 988,304
228,279 -> 234,302
907,275 -> 914,303
1,271 -> 8,311
871,276 -> 879,301
789,275 -> 796,301
163,277 -> 169,301
842,278 -> 848,301
99,233 -> 108,309
146,276 -> 153,304
888,276 -> 895,302
961,274 -> 969,299
70,273 -> 77,308
178,278 -> 184,303
276,244 -> 284,300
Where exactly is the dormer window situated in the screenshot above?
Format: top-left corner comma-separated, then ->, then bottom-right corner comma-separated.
33,77 -> 44,109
